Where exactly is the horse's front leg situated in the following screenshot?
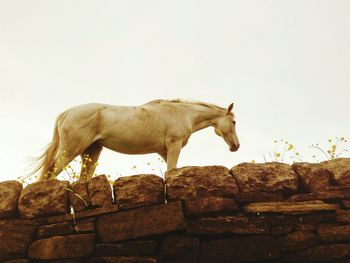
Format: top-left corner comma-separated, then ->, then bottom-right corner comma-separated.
158,152 -> 167,163
165,140 -> 183,171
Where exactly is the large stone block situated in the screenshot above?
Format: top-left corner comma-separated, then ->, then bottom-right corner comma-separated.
298,213 -> 337,224
113,174 -> 164,210
0,180 -> 22,218
0,219 -> 36,261
95,241 -> 158,256
321,158 -> 350,186
88,175 -> 113,207
341,199 -> 350,209
37,218 -> 96,238
282,244 -> 350,262
245,200 -> 339,214
45,204 -> 119,224
317,224 -> 350,242
75,218 -> 96,233
28,234 -> 95,260
199,236 -> 280,263
161,235 -> 199,263
278,230 -> 316,251
18,180 -> 70,219
37,221 -> 75,238
337,210 -> 350,222
236,191 -> 284,203
271,225 -> 294,236
85,257 -> 158,263
184,197 -> 238,216
2,260 -> 30,263
187,215 -> 269,235
292,162 -> 331,192
97,202 -> 185,242
29,260 -> 80,263
256,214 -> 299,226
230,162 -> 298,193
69,180 -> 90,212
166,166 -> 238,201
288,187 -> 350,202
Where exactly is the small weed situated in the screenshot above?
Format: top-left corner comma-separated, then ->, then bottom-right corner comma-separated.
264,136 -> 349,163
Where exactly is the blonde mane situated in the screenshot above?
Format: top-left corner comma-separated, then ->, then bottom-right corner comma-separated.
147,99 -> 226,111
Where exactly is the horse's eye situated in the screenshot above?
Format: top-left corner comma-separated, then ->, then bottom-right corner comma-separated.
232,121 -> 236,125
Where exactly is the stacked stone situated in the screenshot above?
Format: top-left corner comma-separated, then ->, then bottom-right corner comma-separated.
0,158 -> 350,262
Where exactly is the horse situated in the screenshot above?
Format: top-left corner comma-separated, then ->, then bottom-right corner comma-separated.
34,99 -> 240,181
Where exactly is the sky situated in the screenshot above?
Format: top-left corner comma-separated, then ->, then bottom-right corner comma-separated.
0,0 -> 349,182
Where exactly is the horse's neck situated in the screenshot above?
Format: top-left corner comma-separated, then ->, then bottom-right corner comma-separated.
189,106 -> 224,132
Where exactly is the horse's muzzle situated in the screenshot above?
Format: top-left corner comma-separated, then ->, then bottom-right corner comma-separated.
230,144 -> 240,152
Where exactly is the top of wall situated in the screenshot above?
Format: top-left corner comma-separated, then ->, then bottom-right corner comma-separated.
0,158 -> 350,220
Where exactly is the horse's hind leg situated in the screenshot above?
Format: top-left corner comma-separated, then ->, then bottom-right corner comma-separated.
43,148 -> 78,180
79,142 -> 103,181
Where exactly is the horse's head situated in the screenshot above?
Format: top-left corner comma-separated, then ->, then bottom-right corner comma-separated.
214,103 -> 240,152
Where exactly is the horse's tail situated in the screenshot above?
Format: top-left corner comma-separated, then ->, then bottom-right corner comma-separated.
24,113 -> 63,181
40,117 -> 61,180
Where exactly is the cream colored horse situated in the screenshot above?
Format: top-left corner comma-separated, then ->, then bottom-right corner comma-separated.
36,99 -> 240,181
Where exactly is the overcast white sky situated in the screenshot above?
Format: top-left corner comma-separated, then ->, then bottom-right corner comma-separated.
1,1 -> 349,182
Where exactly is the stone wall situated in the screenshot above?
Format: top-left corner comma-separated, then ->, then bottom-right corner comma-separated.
1,158 -> 350,263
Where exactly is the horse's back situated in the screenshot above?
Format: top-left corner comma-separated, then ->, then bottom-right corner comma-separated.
61,103 -> 127,121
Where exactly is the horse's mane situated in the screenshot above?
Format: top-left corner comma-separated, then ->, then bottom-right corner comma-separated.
147,99 -> 226,111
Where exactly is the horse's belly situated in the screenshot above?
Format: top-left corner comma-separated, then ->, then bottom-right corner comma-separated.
99,137 -> 165,155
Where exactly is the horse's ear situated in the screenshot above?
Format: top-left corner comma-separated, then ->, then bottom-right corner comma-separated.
227,103 -> 234,114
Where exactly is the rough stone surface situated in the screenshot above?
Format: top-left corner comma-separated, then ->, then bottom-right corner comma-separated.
282,244 -> 350,263
337,210 -> 350,222
245,200 -> 339,214
97,202 -> 185,242
0,180 -> 22,218
335,259 -> 350,263
166,166 -> 238,201
292,162 -> 331,192
321,158 -> 350,186
28,234 -> 95,260
298,213 -> 337,224
69,180 -> 90,212
187,215 -> 269,235
295,224 -> 316,231
278,231 -> 316,251
37,221 -> 75,238
257,214 -> 299,226
45,204 -> 119,224
113,174 -> 164,210
85,257 -> 158,263
231,162 -> 298,193
271,225 -> 294,236
95,241 -> 158,256
88,175 -> 113,207
2,161 -> 350,263
317,224 -> 350,242
199,236 -> 280,263
0,220 -> 36,261
341,199 -> 350,209
236,191 -> 284,203
184,197 -> 238,216
33,218 -> 90,235
43,260 -> 81,263
2,260 -> 30,263
18,180 -> 70,219
161,235 -> 199,263
75,218 -> 96,233
288,187 -> 350,202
